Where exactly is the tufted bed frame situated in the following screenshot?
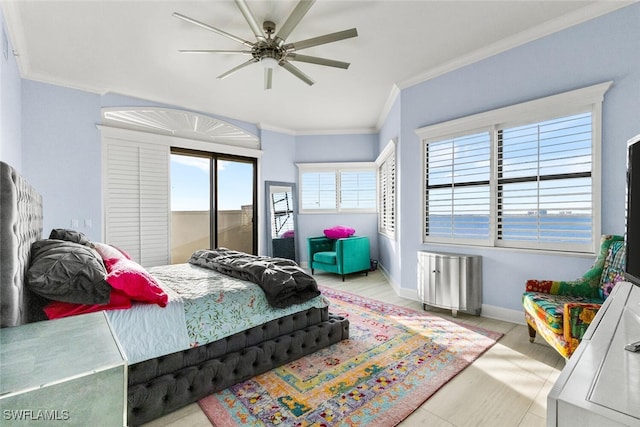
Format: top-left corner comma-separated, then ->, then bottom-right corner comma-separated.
0,161 -> 350,426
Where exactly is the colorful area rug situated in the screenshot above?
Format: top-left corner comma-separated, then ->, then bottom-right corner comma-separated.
199,286 -> 503,426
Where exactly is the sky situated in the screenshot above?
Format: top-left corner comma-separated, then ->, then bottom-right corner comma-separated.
170,154 -> 253,211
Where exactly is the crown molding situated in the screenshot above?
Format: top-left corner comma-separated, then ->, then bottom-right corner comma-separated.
258,122 -> 376,136
398,1 -> 634,90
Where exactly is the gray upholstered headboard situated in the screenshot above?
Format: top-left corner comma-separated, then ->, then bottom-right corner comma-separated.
0,161 -> 45,327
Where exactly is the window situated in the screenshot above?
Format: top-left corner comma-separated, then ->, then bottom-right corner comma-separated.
301,171 -> 337,210
376,140 -> 396,237
298,163 -> 376,213
170,149 -> 257,263
497,114 -> 593,245
417,82 -> 611,253
425,132 -> 491,241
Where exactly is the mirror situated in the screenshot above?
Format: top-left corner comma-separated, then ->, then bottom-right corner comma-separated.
265,181 -> 298,261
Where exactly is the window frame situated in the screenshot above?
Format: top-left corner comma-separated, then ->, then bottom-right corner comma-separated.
376,139 -> 397,238
297,162 -> 377,214
416,82 -> 611,254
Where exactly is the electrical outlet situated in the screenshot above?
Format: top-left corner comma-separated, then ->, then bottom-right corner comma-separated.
71,219 -> 79,228
84,219 -> 92,228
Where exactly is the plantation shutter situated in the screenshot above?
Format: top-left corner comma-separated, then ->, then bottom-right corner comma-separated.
340,170 -> 376,210
300,171 -> 336,210
497,112 -> 593,248
104,139 -> 169,267
424,132 -> 491,241
377,149 -> 395,235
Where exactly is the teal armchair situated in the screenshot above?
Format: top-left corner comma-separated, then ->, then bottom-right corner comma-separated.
307,236 -> 370,281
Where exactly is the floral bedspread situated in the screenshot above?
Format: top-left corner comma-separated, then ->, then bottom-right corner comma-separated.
149,263 -> 329,348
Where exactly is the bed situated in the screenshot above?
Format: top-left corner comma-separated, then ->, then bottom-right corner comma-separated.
0,161 -> 349,426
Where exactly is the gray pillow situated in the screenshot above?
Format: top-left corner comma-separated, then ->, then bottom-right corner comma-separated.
49,228 -> 92,246
27,240 -> 110,305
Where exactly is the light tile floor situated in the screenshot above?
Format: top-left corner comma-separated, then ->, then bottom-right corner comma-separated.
143,270 -> 565,427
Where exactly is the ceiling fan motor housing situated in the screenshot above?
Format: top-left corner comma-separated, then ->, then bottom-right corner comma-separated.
253,41 -> 284,63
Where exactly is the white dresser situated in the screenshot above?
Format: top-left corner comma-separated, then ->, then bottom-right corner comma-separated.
417,251 -> 482,316
547,281 -> 640,426
0,312 -> 127,426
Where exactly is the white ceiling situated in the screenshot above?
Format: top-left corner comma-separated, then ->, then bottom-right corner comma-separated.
2,1 -> 632,134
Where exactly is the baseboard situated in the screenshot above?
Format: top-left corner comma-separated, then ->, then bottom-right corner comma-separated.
480,305 -> 526,325
379,265 -> 524,324
315,263 -> 524,325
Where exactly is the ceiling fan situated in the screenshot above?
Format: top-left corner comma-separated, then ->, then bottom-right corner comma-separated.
173,0 -> 357,90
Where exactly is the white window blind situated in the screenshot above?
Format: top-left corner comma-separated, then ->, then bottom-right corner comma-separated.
104,140 -> 170,267
377,141 -> 396,237
301,171 -> 336,210
425,132 -> 491,241
340,170 -> 376,210
497,113 -> 593,246
298,163 -> 376,213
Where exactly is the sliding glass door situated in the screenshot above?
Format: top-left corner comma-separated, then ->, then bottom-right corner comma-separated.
216,158 -> 255,254
170,149 -> 257,263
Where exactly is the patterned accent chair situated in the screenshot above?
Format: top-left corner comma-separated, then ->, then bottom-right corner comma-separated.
522,235 -> 626,359
307,236 -> 370,281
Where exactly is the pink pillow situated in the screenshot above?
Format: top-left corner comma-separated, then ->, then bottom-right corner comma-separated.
43,288 -> 132,320
104,258 -> 168,307
323,226 -> 356,239
92,242 -> 131,261
281,230 -> 295,239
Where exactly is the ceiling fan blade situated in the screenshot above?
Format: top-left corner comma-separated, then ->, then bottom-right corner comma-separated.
284,28 -> 358,51
235,0 -> 266,41
173,12 -> 254,48
217,59 -> 258,80
287,53 -> 350,69
178,50 -> 252,54
274,0 -> 315,46
264,68 -> 273,90
281,61 -> 314,86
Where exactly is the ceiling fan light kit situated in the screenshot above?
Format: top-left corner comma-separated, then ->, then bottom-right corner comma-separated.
173,0 -> 357,90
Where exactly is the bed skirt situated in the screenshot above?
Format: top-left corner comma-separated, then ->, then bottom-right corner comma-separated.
127,306 -> 349,425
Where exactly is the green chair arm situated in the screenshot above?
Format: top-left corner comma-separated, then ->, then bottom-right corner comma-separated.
335,236 -> 370,273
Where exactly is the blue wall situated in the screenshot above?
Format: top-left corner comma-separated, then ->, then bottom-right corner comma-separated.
0,8 -> 22,169
22,81 -> 103,240
381,3 -> 640,314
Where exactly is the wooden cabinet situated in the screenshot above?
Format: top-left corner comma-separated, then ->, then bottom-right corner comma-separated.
547,281 -> 640,426
0,312 -> 127,426
417,251 -> 482,316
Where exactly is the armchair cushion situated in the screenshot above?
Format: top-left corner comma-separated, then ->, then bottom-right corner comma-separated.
313,251 -> 337,265
522,292 -> 603,334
